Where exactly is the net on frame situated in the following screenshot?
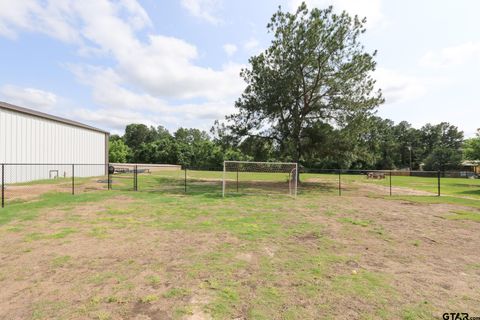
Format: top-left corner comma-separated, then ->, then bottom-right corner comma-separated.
222,161 -> 298,198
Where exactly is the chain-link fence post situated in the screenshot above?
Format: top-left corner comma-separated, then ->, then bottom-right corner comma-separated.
1,164 -> 4,208
389,170 -> 392,196
184,166 -> 187,193
338,169 -> 341,196
134,165 -> 138,191
437,170 -> 441,196
72,164 -> 75,195
107,164 -> 111,190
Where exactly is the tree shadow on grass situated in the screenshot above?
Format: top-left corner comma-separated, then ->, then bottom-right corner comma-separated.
132,176 -> 368,199
456,189 -> 480,198
298,181 -> 337,194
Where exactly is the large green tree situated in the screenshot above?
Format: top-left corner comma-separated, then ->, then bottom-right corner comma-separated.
419,122 -> 463,170
123,124 -> 157,149
353,119 -> 423,170
423,147 -> 463,171
419,122 -> 464,171
418,123 -> 463,158
228,3 -> 383,164
109,139 -> 131,163
391,121 -> 421,170
172,128 -> 219,167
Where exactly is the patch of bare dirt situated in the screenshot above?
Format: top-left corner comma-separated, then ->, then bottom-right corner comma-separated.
359,182 -> 437,196
4,177 -> 110,203
235,252 -> 254,263
0,196 -> 236,320
5,183 -> 69,202
305,195 -> 480,315
187,292 -> 212,320
263,245 -> 278,258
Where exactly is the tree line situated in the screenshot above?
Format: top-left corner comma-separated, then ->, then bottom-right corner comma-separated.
108,125 -> 249,168
109,121 -> 480,171
109,2 -> 479,171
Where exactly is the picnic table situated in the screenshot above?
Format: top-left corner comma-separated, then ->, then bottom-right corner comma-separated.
367,172 -> 385,179
113,167 -> 151,174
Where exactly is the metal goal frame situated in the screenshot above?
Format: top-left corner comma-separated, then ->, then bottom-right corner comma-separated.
222,161 -> 298,198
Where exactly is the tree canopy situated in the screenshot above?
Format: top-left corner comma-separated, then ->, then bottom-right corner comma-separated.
109,139 -> 131,163
228,3 -> 383,164
110,119 -> 469,172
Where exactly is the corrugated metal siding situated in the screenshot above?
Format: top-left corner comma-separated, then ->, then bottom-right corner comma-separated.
0,108 -> 106,183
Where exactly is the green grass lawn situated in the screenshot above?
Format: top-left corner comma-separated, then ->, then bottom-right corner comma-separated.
302,172 -> 480,199
7,168 -> 479,200
391,175 -> 480,198
5,169 -> 480,206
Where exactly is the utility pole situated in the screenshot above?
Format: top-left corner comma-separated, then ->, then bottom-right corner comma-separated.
408,146 -> 412,171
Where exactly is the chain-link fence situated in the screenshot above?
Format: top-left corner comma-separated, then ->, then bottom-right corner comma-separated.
301,169 -> 442,197
108,164 -> 136,191
1,163 -> 108,207
127,166 -> 479,199
2,163 -> 479,207
300,169 -> 480,198
135,165 -> 224,195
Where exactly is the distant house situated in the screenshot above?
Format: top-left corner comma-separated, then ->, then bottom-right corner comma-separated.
461,160 -> 480,175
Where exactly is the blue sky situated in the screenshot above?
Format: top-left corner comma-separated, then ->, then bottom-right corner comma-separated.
0,0 -> 478,137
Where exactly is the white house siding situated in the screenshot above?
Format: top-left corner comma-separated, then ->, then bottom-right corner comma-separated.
0,107 -> 107,183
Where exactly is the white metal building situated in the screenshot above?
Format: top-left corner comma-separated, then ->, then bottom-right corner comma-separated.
0,101 -> 109,183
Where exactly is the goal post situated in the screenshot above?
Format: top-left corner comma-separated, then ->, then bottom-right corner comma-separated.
222,161 -> 298,198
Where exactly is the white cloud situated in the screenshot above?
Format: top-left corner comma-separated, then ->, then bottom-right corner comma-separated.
115,35 -> 244,100
0,0 -> 77,41
70,107 -> 159,132
223,43 -> 237,56
68,65 -> 236,130
288,0 -> 384,28
243,38 -> 260,53
0,0 -> 151,44
0,78 -> 236,133
180,0 -> 222,25
0,0 -> 245,130
0,85 -> 58,111
374,68 -> 447,104
420,41 -> 480,68
118,0 -> 152,30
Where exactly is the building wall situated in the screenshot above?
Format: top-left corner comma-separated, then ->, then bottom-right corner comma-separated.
0,107 -> 107,183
